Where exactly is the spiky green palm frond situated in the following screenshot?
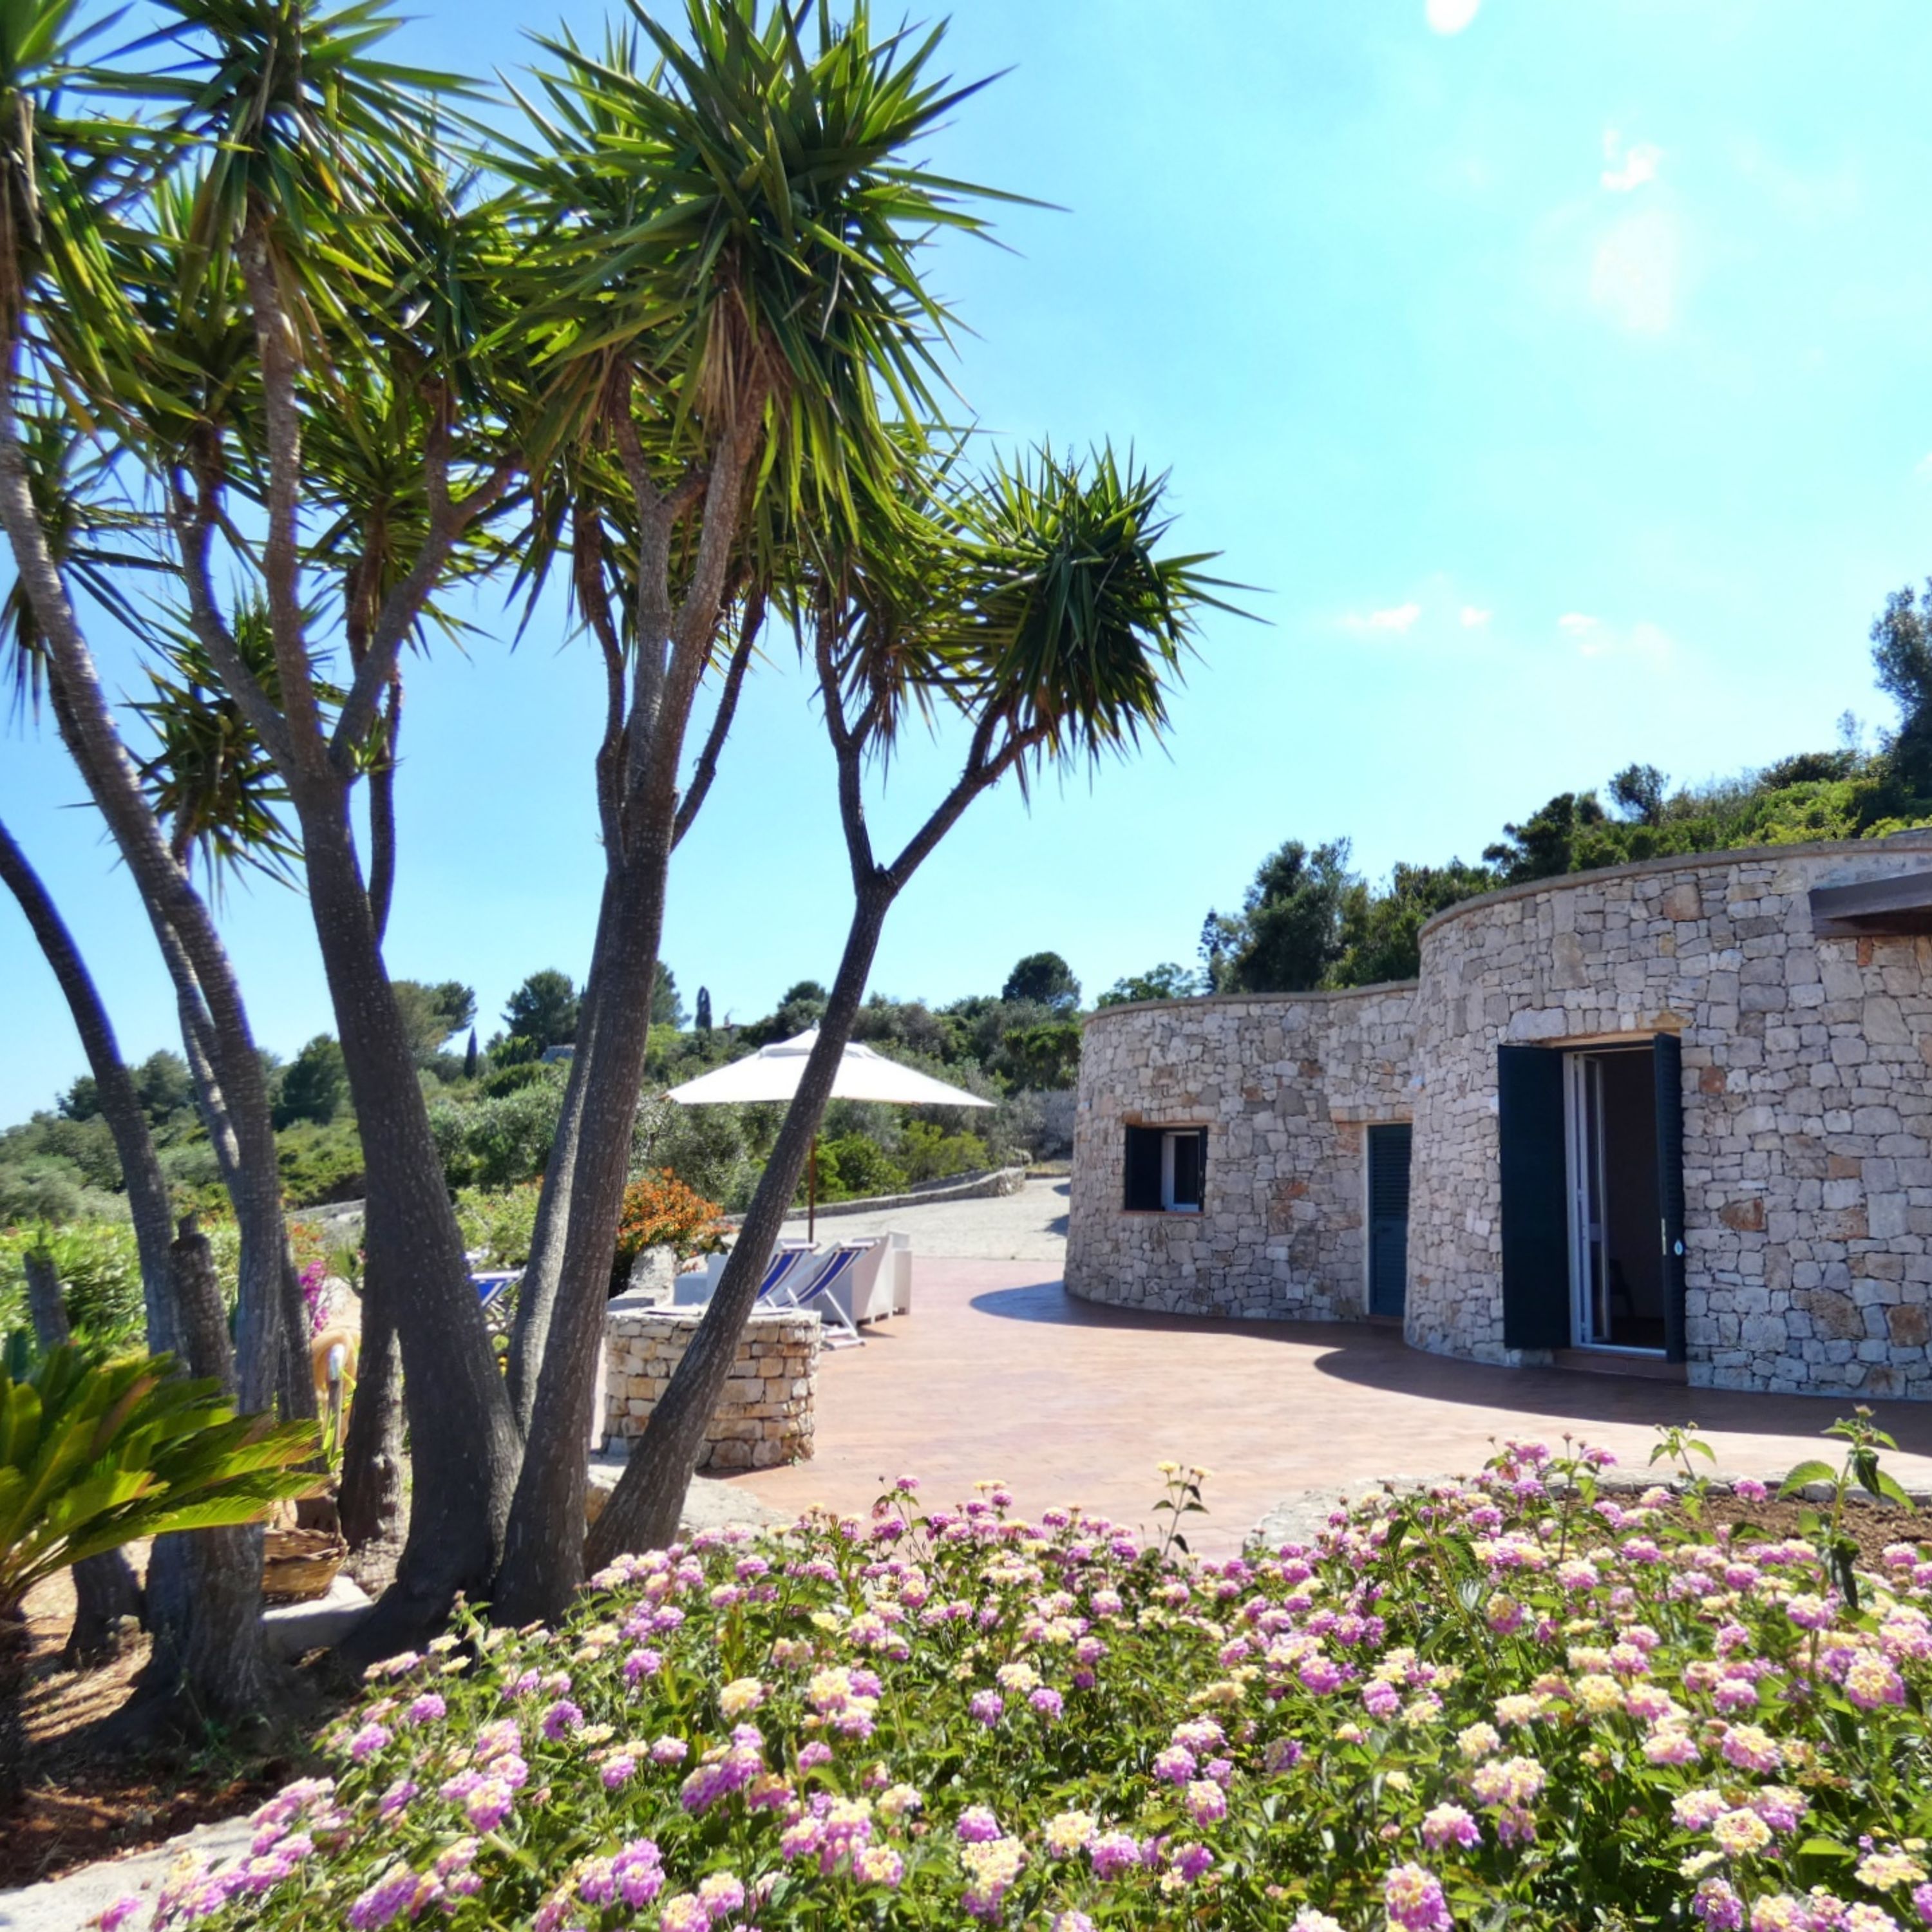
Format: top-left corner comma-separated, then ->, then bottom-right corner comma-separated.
500,0 -> 1018,521
947,444 -> 1247,782
0,396 -> 165,717
0,1342 -> 317,1615
123,0 -> 474,336
132,596 -> 310,884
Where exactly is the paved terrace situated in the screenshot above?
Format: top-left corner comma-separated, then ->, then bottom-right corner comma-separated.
726,1182 -> 1932,1552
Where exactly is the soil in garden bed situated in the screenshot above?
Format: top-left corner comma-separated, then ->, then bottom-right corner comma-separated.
1677,1492 -> 1929,1568
1,1545 -> 377,1892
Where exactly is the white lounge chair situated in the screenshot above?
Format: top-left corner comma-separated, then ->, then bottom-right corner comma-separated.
770,1244 -> 865,1347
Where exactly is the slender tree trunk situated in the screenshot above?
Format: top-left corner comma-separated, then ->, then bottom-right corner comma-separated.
289,799 -> 519,1657
138,1218 -> 276,1729
0,820 -> 177,1351
337,1267 -> 404,1552
495,402 -> 769,1618
585,884 -> 893,1569
0,1609 -> 27,1809
148,915 -> 299,1422
494,827 -> 677,1620
21,1253 -> 143,1664
0,381 -> 290,1434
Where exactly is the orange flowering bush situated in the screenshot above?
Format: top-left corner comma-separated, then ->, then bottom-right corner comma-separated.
614,1170 -> 729,1271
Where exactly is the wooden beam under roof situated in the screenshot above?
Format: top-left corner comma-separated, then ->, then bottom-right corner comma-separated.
1809,869 -> 1932,936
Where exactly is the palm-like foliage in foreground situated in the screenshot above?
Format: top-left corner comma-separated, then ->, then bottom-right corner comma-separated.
0,1345 -> 317,1616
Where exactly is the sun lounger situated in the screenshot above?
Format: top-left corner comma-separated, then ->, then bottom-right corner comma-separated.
675,1241 -> 819,1307
771,1244 -> 864,1347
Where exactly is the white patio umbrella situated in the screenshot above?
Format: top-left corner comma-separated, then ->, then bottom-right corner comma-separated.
663,1028 -> 993,1237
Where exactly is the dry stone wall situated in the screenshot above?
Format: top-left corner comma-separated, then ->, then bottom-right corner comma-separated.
1067,833 -> 1932,1401
601,1303 -> 819,1470
1068,986 -> 1416,1319
1407,835 -> 1932,1398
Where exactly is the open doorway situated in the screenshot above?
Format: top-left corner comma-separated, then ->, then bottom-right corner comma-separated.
1564,1048 -> 1665,1352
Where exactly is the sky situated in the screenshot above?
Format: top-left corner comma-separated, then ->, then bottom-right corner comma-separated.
6,0 -> 1932,1121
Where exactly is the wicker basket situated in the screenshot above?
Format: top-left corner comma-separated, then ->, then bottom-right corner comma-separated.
262,1527 -> 348,1604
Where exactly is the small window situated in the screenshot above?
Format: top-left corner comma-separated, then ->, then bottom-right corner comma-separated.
1124,1126 -> 1206,1212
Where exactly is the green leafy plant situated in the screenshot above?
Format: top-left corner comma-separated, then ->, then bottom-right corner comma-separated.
169,1430 -> 1932,1931
0,1345 -> 318,1797
1153,1457 -> 1209,1560
455,1184 -> 544,1270
1779,1406 -> 1915,1610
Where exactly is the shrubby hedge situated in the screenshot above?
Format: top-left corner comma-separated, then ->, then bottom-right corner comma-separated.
147,1429 -> 1932,1931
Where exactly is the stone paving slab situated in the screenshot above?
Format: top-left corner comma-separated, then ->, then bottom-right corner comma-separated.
0,1814 -> 256,1932
723,1259 -> 1932,1555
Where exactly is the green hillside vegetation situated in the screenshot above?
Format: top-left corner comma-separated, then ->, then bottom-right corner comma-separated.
0,954 -> 1090,1277
1192,589 -> 1932,998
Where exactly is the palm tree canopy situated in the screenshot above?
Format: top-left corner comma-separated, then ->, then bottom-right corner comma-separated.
500,0 -> 1019,523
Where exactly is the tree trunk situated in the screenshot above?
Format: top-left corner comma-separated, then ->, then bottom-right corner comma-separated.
289,799 -> 519,1658
21,1251 -> 144,1664
148,914 -> 302,1426
494,831 -> 676,1622
584,885 -> 893,1570
0,393 -> 290,1431
337,1269 -> 404,1552
0,819 -> 177,1354
138,1218 -> 277,1730
504,837 -> 636,1432
0,1611 -> 27,1810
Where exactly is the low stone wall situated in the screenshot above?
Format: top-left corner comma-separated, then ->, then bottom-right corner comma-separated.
601,1303 -> 819,1470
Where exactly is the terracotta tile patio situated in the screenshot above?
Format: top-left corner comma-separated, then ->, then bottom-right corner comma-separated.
724,1260 -> 1932,1555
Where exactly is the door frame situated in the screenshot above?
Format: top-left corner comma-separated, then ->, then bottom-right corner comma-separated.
1562,1043 -> 1665,1358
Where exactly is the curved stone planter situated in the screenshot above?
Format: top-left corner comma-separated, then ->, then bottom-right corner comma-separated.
601,1303 -> 819,1470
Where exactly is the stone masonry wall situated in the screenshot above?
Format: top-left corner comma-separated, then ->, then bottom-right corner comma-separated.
602,1304 -> 819,1470
1067,986 -> 1416,1319
1407,835 -> 1932,1397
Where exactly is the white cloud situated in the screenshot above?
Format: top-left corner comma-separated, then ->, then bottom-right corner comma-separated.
1459,605 -> 1492,629
1601,129 -> 1663,194
1589,208 -> 1682,335
1344,601 -> 1423,635
1425,0 -> 1481,33
1560,612 -> 1672,662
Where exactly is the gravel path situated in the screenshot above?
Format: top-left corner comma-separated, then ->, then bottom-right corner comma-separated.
780,1175 -> 1068,1261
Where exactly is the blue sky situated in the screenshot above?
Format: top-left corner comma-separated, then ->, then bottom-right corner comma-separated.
5,0 -> 1932,1121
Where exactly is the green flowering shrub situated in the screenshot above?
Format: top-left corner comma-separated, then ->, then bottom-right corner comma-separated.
0,1221 -> 146,1354
160,1438 -> 1932,1932
455,1184 -> 544,1269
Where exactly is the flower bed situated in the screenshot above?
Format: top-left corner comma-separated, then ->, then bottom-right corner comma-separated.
135,1433 -> 1932,1931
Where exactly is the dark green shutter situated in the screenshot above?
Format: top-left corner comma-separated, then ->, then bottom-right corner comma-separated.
1367,1123 -> 1412,1317
1123,1126 -> 1162,1210
1654,1031 -> 1687,1362
1498,1045 -> 1570,1350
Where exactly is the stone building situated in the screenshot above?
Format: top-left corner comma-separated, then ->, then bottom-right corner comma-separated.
1067,834 -> 1932,1397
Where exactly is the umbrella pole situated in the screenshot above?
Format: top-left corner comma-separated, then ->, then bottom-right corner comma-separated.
808,1135 -> 818,1242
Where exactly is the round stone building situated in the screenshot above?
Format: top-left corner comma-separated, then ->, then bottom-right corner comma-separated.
1067,833 -> 1932,1398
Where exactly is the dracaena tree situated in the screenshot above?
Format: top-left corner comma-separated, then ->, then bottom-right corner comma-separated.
486,0 -> 1010,1616
0,5 -> 341,1723
0,9 -> 296,1434
585,446 -> 1229,1568
68,0 -> 532,1642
